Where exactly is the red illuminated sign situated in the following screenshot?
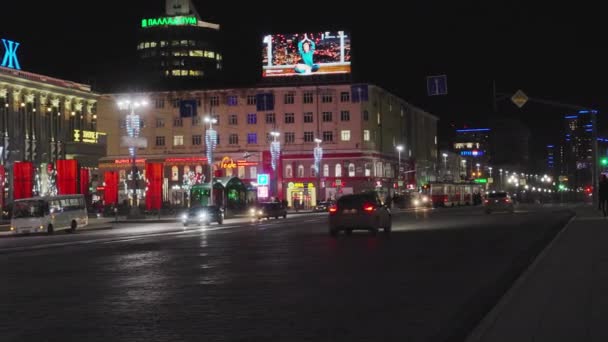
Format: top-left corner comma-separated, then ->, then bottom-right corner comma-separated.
114,158 -> 145,164
165,157 -> 208,163
237,160 -> 258,166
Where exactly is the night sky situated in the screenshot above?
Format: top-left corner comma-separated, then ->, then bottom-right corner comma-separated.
1,1 -> 605,163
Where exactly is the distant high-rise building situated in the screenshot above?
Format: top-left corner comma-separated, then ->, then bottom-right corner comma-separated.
136,0 -> 222,90
562,110 -> 597,187
547,144 -> 555,170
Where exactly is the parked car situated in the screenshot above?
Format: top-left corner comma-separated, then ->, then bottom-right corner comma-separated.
181,205 -> 224,226
313,201 -> 333,212
250,202 -> 287,220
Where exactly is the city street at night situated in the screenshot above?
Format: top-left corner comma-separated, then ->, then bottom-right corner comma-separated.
0,206 -> 573,342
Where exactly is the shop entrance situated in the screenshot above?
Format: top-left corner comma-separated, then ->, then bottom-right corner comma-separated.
286,182 -> 316,209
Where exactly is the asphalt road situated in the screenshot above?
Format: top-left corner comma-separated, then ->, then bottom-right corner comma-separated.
0,206 -> 573,342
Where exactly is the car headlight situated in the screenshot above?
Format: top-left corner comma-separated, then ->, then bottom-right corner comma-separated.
258,210 -> 263,215
181,214 -> 187,220
413,199 -> 420,206
250,208 -> 255,215
198,213 -> 208,220
422,196 -> 428,203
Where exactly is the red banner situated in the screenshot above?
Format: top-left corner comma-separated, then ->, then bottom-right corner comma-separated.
145,163 -> 163,210
13,162 -> 34,199
80,168 -> 90,195
56,159 -> 78,195
103,171 -> 119,205
0,165 -> 5,208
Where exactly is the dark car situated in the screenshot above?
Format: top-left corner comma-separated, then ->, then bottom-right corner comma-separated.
181,205 -> 224,226
329,192 -> 392,236
250,202 -> 287,220
313,201 -> 333,212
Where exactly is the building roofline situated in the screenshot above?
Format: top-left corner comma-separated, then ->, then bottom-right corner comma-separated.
0,66 -> 97,97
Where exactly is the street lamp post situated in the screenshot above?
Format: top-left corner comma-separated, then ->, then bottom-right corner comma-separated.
314,138 -> 323,203
396,145 -> 404,190
118,98 -> 147,219
270,131 -> 281,200
204,116 -> 217,206
476,163 -> 481,178
442,153 -> 448,179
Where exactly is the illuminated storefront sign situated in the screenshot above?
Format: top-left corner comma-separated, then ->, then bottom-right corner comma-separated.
474,178 -> 488,184
220,156 -> 237,169
288,182 -> 315,189
1,39 -> 21,70
141,16 -> 197,28
73,130 -> 106,143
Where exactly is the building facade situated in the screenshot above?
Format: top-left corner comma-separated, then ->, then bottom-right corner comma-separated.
137,0 -> 222,90
0,65 -> 102,203
452,128 -> 491,179
97,83 -> 438,208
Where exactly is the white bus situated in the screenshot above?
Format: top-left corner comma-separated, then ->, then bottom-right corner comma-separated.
10,194 -> 88,234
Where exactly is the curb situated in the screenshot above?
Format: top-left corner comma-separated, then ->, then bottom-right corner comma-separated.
465,213 -> 577,342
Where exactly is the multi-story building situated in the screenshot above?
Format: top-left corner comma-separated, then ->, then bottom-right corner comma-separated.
97,83 -> 438,208
0,65 -> 102,204
137,0 -> 222,90
546,144 -> 556,170
452,128 -> 491,178
562,110 -> 596,187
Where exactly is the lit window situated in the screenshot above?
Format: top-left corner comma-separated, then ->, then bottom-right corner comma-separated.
298,165 -> 305,178
227,96 -> 238,106
247,133 -> 257,144
348,163 -> 355,177
189,50 -> 204,57
364,130 -> 370,141
335,164 -> 342,177
341,130 -> 351,141
173,135 -> 184,146
285,165 -> 293,178
250,167 -> 257,179
247,113 -> 257,124
323,164 -> 329,177
171,166 -> 179,181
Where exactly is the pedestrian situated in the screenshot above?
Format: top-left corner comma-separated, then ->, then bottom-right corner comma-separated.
599,174 -> 608,217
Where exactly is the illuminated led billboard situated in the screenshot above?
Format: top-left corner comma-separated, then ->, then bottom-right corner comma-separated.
262,31 -> 351,77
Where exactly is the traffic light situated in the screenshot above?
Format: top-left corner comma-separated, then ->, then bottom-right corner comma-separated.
558,184 -> 566,191
601,157 -> 608,166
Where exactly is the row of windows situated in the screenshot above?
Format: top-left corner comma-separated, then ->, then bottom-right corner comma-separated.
165,70 -> 205,77
147,92 -> 351,109
150,111 -> 359,126
152,130 -> 370,147
168,165 -> 257,181
284,162 -> 390,178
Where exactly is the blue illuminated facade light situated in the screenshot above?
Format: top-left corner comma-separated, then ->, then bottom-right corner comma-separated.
564,115 -> 578,119
455,128 -> 491,133
1,39 -> 21,70
547,145 -> 554,148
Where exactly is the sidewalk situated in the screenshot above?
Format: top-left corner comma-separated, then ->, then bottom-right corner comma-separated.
467,203 -> 608,342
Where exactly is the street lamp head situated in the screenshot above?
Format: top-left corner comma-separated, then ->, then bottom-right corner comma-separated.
499,169 -> 503,172
442,152 -> 448,157
489,167 -> 493,170
396,145 -> 404,152
270,131 -> 280,137
314,138 -> 322,144
476,163 -> 480,167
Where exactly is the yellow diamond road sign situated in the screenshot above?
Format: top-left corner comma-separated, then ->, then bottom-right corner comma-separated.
511,90 -> 528,108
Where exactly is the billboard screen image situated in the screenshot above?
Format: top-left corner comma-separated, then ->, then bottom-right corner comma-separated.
262,31 -> 351,77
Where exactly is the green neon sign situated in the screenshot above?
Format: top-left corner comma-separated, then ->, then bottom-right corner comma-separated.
474,178 -> 488,184
141,16 -> 197,28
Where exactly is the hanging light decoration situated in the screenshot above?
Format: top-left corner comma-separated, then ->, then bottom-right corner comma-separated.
314,138 -> 323,174
270,135 -> 281,171
205,128 -> 217,165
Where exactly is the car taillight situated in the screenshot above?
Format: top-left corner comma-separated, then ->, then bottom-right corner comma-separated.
484,199 -> 489,204
363,203 -> 375,212
504,198 -> 511,203
329,205 -> 338,214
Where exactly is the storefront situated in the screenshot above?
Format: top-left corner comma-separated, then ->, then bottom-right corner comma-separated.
285,181 -> 317,209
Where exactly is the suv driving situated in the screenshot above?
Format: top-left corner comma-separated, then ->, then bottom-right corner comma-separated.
328,192 -> 392,236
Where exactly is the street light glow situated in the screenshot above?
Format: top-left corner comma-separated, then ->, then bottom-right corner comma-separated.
397,145 -> 404,152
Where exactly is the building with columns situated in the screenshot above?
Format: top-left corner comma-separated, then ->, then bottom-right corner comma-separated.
97,83 -> 438,209
0,66 -> 102,203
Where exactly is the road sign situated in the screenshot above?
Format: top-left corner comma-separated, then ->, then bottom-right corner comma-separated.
511,90 -> 528,108
427,75 -> 448,96
257,186 -> 269,198
474,178 -> 487,184
257,174 -> 269,186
